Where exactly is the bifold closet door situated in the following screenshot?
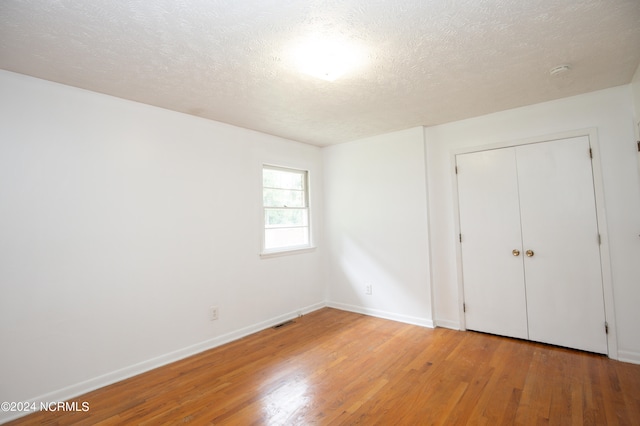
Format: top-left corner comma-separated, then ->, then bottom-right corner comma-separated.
516,136 -> 607,354
457,148 -> 528,340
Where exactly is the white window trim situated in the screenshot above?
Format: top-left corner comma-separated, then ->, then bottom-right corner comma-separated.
260,246 -> 316,259
261,164 -> 314,257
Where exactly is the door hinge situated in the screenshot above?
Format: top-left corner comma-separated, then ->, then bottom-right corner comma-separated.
459,233 -> 462,243
605,322 -> 609,334
589,148 -> 593,159
598,234 -> 601,245
463,303 -> 466,313
455,165 -> 458,174
637,141 -> 640,152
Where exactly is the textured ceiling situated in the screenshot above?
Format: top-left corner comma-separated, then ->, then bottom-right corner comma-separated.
1,0 -> 639,146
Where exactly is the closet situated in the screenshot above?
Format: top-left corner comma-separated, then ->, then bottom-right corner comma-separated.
456,135 -> 607,354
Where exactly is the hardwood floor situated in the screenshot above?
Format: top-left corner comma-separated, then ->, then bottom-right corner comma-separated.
7,308 -> 640,425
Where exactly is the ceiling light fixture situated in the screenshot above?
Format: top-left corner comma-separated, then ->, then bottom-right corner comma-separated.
290,35 -> 367,82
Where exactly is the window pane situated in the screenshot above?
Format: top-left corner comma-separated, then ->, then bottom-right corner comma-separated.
262,165 -> 310,252
265,208 -> 308,227
263,188 -> 305,207
265,227 -> 309,249
263,168 -> 304,190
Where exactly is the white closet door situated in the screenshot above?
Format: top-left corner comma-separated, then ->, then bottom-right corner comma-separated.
516,136 -> 607,354
457,149 -> 528,340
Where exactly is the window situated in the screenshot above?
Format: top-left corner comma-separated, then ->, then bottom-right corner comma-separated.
262,165 -> 310,252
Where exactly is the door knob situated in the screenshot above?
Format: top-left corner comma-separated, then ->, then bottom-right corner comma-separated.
526,250 -> 534,257
512,249 -> 520,256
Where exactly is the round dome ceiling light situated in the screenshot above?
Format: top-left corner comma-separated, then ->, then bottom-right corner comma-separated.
289,34 -> 368,82
549,64 -> 571,76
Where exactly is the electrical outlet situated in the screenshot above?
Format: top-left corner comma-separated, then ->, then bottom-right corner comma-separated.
210,306 -> 219,321
365,284 -> 372,295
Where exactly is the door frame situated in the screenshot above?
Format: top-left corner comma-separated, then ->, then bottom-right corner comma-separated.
450,128 -> 618,359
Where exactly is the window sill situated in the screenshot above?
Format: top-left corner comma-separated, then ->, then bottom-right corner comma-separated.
260,246 -> 317,259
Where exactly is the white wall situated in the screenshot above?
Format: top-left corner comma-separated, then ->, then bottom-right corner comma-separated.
425,85 -> 640,363
0,70 -> 324,422
632,64 -> 640,184
632,63 -> 640,139
323,127 -> 433,326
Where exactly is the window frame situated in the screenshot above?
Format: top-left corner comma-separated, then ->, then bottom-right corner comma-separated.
261,164 -> 314,257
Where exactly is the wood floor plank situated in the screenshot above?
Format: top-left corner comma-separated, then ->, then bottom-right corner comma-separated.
5,308 -> 640,425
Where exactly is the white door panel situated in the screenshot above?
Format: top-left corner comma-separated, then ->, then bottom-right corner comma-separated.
516,137 -> 607,354
457,149 -> 528,340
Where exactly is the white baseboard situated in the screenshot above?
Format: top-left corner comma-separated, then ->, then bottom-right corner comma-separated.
617,350 -> 640,365
434,319 -> 461,330
327,302 -> 434,328
0,302 -> 326,424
